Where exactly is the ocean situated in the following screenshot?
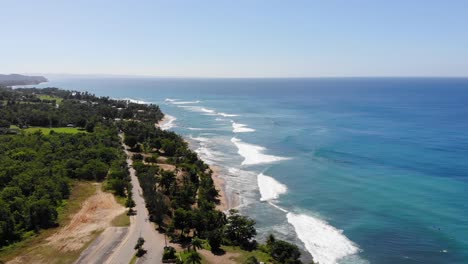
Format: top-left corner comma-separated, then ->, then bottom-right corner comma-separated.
34,77 -> 468,264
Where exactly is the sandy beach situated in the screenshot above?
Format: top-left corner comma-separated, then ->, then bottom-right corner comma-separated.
156,114 -> 176,130
210,165 -> 231,211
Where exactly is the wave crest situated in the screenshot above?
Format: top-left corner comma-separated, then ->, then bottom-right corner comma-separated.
287,213 -> 361,264
232,122 -> 256,133
257,173 -> 287,201
159,115 -> 177,130
231,137 -> 290,166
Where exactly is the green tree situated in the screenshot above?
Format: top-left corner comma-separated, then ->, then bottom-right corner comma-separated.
207,229 -> 223,252
134,237 -> 147,257
124,135 -> 138,148
28,199 -> 58,230
267,235 -> 302,264
224,209 -> 257,247
185,251 -> 201,264
244,256 -> 259,264
159,170 -> 175,192
191,237 -> 203,252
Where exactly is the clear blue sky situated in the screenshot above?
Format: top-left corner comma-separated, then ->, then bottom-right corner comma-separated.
1,0 -> 468,77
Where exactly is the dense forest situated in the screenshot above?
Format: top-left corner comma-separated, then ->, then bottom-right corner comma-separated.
0,86 -> 162,248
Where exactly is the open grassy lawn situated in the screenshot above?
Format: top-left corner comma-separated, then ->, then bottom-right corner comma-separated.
0,181 -> 97,263
222,245 -> 272,263
24,127 -> 87,135
37,94 -> 63,104
111,211 -> 130,227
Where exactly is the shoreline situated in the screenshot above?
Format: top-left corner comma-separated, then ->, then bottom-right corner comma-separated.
210,165 -> 238,212
156,114 -> 170,128
156,115 -> 233,212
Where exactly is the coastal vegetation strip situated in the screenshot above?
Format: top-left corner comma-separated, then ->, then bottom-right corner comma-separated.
0,84 -> 312,264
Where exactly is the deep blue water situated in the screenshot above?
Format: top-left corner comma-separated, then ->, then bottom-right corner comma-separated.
36,77 -> 468,264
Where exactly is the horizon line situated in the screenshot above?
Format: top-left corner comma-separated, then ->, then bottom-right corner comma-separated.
19,72 -> 468,79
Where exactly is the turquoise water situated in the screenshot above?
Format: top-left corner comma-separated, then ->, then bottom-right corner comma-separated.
36,77 -> 468,264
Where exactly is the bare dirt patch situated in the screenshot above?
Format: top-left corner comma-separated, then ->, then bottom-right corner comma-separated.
46,184 -> 126,252
157,163 -> 176,171
6,183 -> 125,264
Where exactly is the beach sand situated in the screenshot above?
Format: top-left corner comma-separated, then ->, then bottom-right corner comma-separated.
211,166 -> 228,211
156,115 -> 170,128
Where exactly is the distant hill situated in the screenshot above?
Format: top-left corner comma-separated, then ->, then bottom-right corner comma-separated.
0,74 -> 48,86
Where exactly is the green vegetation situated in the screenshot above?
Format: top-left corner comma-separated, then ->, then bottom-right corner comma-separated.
111,211 -> 131,227
23,126 -> 86,135
129,254 -> 138,264
134,237 -> 147,257
0,181 -> 96,262
0,86 -> 162,253
0,85 -> 311,264
37,94 -> 63,104
123,117 -> 310,263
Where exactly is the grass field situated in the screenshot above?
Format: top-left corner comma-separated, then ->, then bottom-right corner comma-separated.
111,211 -> 130,227
38,94 -> 63,104
0,181 -> 97,263
223,245 -> 272,263
23,127 -> 87,135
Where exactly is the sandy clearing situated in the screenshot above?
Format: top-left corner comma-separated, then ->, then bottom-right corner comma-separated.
7,184 -> 125,264
46,184 -> 126,252
157,163 -> 176,171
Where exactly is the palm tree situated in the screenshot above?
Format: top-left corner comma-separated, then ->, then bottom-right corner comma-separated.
185,251 -> 201,264
159,170 -> 175,192
191,237 -> 203,252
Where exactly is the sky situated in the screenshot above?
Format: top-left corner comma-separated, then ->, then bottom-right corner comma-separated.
1,0 -> 468,77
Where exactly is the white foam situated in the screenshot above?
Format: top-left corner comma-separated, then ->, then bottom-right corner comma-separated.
165,98 -> 177,102
232,122 -> 256,133
218,112 -> 239,117
159,115 -> 177,130
119,97 -> 152,105
172,100 -> 200,105
200,107 -> 216,114
230,137 -> 290,166
189,135 -> 210,142
287,213 -> 361,264
257,173 -> 287,201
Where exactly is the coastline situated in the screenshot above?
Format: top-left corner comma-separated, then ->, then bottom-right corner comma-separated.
156,115 -> 170,128
156,115 -> 232,212
210,165 -> 232,212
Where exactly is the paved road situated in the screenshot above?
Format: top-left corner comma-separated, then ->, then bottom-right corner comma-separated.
75,227 -> 128,264
105,140 -> 166,264
75,137 -> 165,264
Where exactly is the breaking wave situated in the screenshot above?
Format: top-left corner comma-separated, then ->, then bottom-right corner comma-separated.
287,213 -> 361,264
257,173 -> 287,201
230,137 -> 290,166
119,97 -> 152,104
218,112 -> 239,117
159,115 -> 177,130
232,122 -> 256,133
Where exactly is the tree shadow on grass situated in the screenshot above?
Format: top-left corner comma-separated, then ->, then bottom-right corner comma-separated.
211,248 -> 226,256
